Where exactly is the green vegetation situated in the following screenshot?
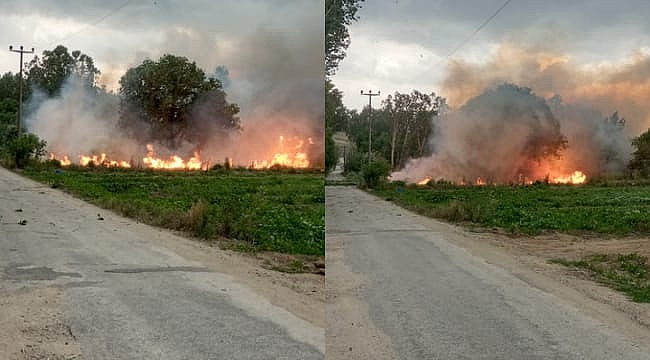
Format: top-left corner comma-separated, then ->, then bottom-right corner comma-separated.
550,253 -> 650,302
373,182 -> 650,235
361,157 -> 391,188
22,166 -> 324,256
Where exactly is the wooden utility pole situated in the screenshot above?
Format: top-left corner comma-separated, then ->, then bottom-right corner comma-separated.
361,89 -> 380,163
9,45 -> 35,136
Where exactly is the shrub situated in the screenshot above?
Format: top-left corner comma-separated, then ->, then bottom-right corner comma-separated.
5,133 -> 47,168
361,157 -> 391,188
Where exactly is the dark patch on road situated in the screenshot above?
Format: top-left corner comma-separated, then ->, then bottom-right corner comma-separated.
3,264 -> 82,281
104,266 -> 210,274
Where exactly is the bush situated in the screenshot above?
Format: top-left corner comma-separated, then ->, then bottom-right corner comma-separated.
344,150 -> 365,174
5,133 -> 47,168
361,157 -> 391,188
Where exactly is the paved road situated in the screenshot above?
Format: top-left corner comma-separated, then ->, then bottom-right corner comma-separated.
326,186 -> 650,360
0,167 -> 323,359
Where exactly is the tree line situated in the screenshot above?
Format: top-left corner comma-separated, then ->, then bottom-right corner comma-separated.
0,45 -> 239,167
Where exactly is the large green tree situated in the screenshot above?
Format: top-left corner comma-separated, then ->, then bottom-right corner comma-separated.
325,0 -> 364,76
119,54 -> 240,149
27,45 -> 100,96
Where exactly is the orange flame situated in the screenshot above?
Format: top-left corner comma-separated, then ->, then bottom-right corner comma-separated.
417,177 -> 432,186
414,170 -> 587,186
551,170 -> 586,184
251,136 -> 310,169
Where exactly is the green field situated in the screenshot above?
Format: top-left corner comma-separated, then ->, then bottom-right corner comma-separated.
22,166 -> 324,256
374,182 -> 650,235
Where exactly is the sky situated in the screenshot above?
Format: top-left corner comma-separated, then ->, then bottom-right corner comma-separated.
332,0 -> 650,111
0,0 -> 324,119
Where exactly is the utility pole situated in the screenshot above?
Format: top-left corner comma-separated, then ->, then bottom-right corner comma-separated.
9,45 -> 34,136
361,89 -> 380,163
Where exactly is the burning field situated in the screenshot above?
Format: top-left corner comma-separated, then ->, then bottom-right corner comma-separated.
390,42 -> 647,186
28,75 -> 323,172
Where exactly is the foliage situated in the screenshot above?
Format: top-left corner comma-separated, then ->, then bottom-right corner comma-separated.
325,0 -> 365,76
343,148 -> 365,173
27,45 -> 100,96
4,133 -> 47,168
374,182 -> 650,235
0,72 -> 19,145
551,253 -> 650,303
383,90 -> 446,169
361,157 -> 391,188
325,79 -> 350,132
629,128 -> 650,177
325,127 -> 338,172
119,54 -> 240,149
22,168 -> 324,255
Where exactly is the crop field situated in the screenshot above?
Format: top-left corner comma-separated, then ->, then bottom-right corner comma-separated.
374,181 -> 650,235
23,166 -> 325,256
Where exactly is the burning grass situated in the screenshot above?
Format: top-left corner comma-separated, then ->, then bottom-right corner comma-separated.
22,166 -> 324,256
373,181 -> 650,236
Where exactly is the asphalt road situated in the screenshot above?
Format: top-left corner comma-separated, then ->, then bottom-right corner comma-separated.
0,167 -> 323,359
326,186 -> 650,360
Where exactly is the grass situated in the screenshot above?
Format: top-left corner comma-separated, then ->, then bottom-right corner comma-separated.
550,253 -> 650,302
373,181 -> 650,235
21,165 -> 324,256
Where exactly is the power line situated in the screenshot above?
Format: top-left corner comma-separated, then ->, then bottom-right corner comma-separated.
442,0 -> 513,61
40,0 -> 135,48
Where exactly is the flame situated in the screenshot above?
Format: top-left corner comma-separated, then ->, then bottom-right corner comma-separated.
551,170 -> 586,184
142,144 -> 207,170
413,170 -> 586,186
417,177 -> 432,186
47,135 -> 313,170
251,136 -> 310,169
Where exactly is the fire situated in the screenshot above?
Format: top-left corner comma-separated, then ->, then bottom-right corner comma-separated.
251,136 -> 310,169
142,144 -> 207,170
417,177 -> 432,186
414,170 -> 587,186
551,170 -> 586,184
47,135 -> 313,170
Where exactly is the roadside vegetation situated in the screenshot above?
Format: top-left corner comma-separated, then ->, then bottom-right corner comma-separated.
21,164 -> 324,257
372,181 -> 650,235
550,253 -> 650,303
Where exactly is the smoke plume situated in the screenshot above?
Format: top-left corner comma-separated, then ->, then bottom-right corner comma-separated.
393,41 -> 645,183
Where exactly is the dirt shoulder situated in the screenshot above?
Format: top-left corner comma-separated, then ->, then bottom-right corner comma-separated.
468,230 -> 650,328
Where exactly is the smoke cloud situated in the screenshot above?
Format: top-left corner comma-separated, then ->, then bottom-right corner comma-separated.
23,7 -> 324,168
393,41 -> 645,183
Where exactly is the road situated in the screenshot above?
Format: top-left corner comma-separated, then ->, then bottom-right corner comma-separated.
326,186 -> 650,360
0,166 -> 324,359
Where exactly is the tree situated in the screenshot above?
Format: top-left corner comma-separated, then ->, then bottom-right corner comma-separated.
0,73 -> 20,147
383,90 -> 446,169
119,54 -> 240,149
461,83 -> 567,161
325,127 -> 337,172
325,0 -> 364,76
325,79 -> 349,132
27,45 -> 100,96
630,129 -> 650,177
5,132 -> 47,168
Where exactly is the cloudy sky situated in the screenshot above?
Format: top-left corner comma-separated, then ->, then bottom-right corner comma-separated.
0,0 -> 324,118
333,0 -> 650,110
